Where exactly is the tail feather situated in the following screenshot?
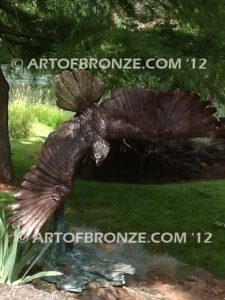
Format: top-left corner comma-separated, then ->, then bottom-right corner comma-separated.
56,69 -> 105,113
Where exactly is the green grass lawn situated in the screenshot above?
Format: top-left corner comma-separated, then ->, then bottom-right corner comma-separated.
1,122 -> 225,278
11,123 -> 52,177
66,179 -> 225,277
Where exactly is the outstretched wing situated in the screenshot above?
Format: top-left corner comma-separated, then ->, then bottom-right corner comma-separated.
8,111 -> 94,239
99,88 -> 219,142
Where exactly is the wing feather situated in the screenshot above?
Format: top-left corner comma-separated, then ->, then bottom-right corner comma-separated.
8,114 -> 94,239
100,88 -> 219,142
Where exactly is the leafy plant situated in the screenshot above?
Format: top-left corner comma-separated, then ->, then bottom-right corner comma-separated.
0,212 -> 62,285
8,85 -> 72,139
9,101 -> 34,139
30,102 -> 72,128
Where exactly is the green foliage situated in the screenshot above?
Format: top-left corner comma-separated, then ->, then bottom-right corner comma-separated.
0,212 -> 62,285
9,101 -> 34,139
1,0 -> 225,102
30,103 -> 72,128
9,85 -> 72,139
10,84 -> 54,105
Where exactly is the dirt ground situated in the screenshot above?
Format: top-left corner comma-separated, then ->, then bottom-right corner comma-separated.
1,267 -> 225,300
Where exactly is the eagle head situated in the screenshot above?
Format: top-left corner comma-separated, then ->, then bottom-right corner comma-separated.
92,139 -> 110,166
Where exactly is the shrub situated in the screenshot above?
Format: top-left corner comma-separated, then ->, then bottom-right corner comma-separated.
10,84 -> 54,106
30,103 -> 72,128
0,212 -> 61,285
9,101 -> 71,139
9,101 -> 34,139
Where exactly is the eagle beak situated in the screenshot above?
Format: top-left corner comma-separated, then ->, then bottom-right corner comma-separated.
95,158 -> 102,167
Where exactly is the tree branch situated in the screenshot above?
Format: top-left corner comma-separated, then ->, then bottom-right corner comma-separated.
0,0 -> 37,23
3,34 -> 43,47
0,20 -> 56,41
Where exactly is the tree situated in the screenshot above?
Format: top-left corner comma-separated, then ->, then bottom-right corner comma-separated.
0,65 -> 13,182
1,0 -> 225,182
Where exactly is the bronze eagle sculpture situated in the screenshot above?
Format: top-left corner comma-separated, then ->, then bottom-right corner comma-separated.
8,70 -> 220,239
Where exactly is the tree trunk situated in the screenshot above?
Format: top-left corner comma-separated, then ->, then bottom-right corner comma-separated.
0,65 -> 13,182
